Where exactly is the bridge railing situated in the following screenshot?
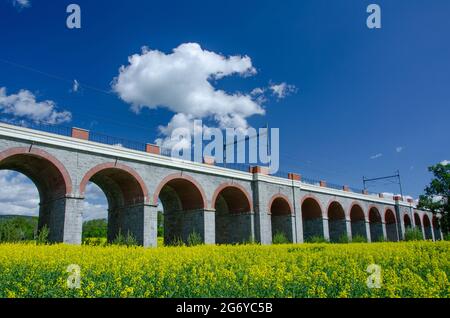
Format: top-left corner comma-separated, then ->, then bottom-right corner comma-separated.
0,118 -> 381,197
88,131 -> 147,152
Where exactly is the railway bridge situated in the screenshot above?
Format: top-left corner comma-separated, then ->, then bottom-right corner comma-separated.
0,122 -> 443,246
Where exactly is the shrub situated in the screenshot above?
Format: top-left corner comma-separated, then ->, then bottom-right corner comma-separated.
35,225 -> 49,245
306,236 -> 329,243
187,231 -> 203,247
337,234 -> 349,244
351,235 -> 367,243
112,230 -> 138,247
273,232 -> 289,244
83,237 -> 107,246
404,228 -> 424,241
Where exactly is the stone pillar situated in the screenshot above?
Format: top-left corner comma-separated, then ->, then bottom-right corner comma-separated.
143,204 -> 158,247
345,219 -> 352,242
382,222 -> 388,241
39,196 -> 83,245
394,202 -> 405,240
365,221 -> 372,243
62,196 -> 84,245
252,179 -> 272,245
292,187 -> 303,243
322,217 -> 330,242
179,209 -> 216,244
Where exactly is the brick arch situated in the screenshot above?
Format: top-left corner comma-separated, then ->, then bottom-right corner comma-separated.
268,193 -> 293,216
384,208 -> 397,223
0,146 -> 73,195
368,205 -> 382,222
326,200 -> 346,220
348,201 -> 366,220
211,182 -> 253,212
80,162 -> 150,203
300,195 -> 324,217
153,173 -> 207,209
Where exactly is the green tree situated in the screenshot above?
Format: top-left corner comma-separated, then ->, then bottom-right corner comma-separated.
418,162 -> 450,234
82,219 -> 107,239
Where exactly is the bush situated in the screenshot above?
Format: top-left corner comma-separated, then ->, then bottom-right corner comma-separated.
112,230 -> 138,247
82,219 -> 107,239
404,228 -> 424,241
35,225 -> 49,245
187,231 -> 203,247
351,235 -> 367,243
306,236 -> 329,243
337,234 -> 349,244
0,216 -> 37,243
444,233 -> 450,241
273,232 -> 289,244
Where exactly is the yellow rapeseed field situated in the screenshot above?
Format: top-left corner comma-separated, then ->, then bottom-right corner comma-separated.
0,241 -> 448,298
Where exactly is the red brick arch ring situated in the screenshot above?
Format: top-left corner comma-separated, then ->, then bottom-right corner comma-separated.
384,207 -> 397,223
268,193 -> 294,215
80,162 -> 150,203
211,182 -> 253,212
0,147 -> 73,195
153,173 -> 208,208
300,194 -> 325,217
348,201 -> 366,221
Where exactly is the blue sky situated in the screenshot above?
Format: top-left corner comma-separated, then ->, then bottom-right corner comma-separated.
0,0 -> 449,218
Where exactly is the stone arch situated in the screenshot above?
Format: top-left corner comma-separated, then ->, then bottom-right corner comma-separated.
269,194 -> 293,243
80,162 -> 149,243
404,213 -> 412,229
369,206 -> 383,242
154,173 -> 208,245
327,201 -> 346,242
301,196 -> 324,241
384,209 -> 398,242
414,212 -> 422,234
211,183 -> 253,212
213,183 -> 253,244
422,214 -> 433,240
349,203 -> 367,240
153,173 -> 207,209
0,147 -> 73,242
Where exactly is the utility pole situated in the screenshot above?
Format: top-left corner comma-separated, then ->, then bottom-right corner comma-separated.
363,170 -> 404,198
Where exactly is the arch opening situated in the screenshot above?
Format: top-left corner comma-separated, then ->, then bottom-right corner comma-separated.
432,216 -> 441,241
302,197 -> 324,242
369,207 -> 384,242
214,186 -> 252,244
158,177 -> 206,245
404,214 -> 412,230
414,213 -> 423,238
423,215 -> 433,240
0,152 -> 70,242
350,204 -> 367,241
83,167 -> 146,244
327,201 -> 346,243
385,209 -> 398,242
270,197 -> 293,243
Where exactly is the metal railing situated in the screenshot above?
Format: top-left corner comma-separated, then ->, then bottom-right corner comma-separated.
88,131 -> 147,152
0,117 -> 384,196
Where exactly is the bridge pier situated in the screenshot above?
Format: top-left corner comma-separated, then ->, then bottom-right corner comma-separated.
345,219 -> 352,242
165,209 -> 216,245
365,221 -> 372,243
322,217 -> 330,242
38,196 -> 83,245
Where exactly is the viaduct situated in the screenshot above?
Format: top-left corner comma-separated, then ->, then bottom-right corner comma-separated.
0,122 -> 443,246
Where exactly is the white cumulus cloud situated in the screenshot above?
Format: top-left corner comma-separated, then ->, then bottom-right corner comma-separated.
12,0 -> 30,9
396,146 -> 404,153
269,82 -> 297,99
112,43 -> 267,146
0,87 -> 72,124
440,160 -> 449,166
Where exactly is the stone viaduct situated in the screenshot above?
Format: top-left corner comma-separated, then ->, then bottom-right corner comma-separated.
0,122 -> 443,246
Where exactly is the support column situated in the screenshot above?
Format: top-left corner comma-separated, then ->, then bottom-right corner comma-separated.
39,196 -> 84,245
382,222 -> 387,241
181,209 -> 216,245
252,179 -> 272,245
365,221 -> 372,243
292,187 -> 303,243
322,217 -> 330,242
345,219 -> 352,242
